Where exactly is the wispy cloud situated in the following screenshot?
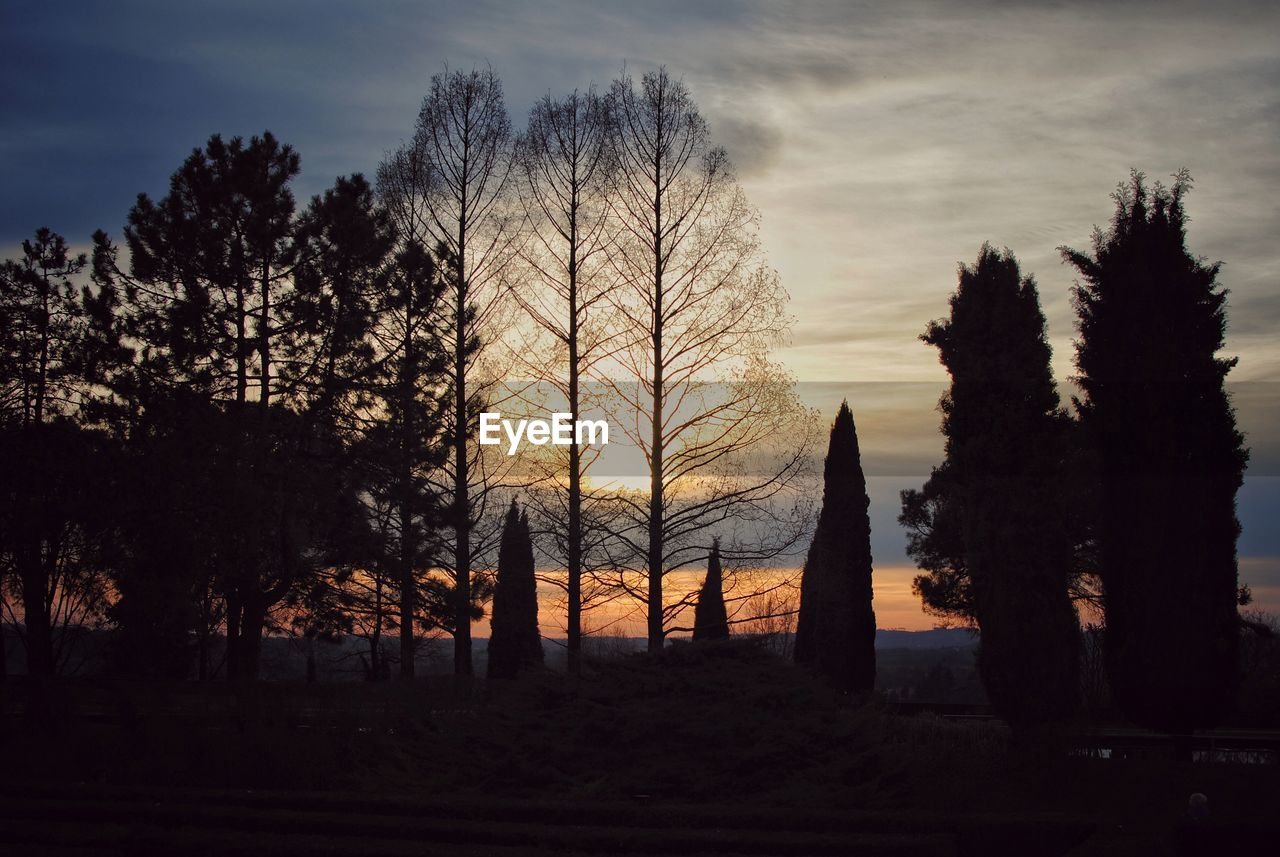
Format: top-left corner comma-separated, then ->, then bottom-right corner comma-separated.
4,0 -> 1278,619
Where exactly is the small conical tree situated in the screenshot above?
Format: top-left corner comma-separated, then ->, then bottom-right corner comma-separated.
693,539 -> 729,640
795,402 -> 876,692
487,501 -> 543,679
1065,172 -> 1247,731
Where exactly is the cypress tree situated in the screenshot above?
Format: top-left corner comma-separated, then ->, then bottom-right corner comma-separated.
1064,172 -> 1247,731
793,535 -> 821,665
794,402 -> 876,692
487,501 -> 543,679
920,244 -> 1080,727
693,539 -> 729,641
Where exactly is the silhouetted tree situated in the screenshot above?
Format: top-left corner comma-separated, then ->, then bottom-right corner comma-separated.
604,67 -> 812,651
93,132 -> 301,680
92,135 -> 384,680
104,391 -> 222,679
0,230 -> 113,676
355,240 -> 452,677
379,67 -> 517,677
792,533 -> 823,665
692,540 -> 729,641
0,420 -> 115,677
1064,171 -> 1247,731
898,462 -> 971,623
902,462 -> 1100,627
513,87 -> 616,675
913,245 -> 1079,727
794,402 -> 876,692
488,501 -> 542,679
0,229 -> 87,428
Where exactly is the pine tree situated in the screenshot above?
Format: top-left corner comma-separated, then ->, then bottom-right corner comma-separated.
354,239 -> 451,678
91,135 -> 386,680
487,501 -> 543,679
0,229 -> 111,677
916,244 -> 1079,727
795,402 -> 876,692
1064,172 -> 1247,731
693,540 -> 729,641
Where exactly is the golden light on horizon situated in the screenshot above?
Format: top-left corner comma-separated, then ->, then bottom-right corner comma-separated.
468,564 -> 940,639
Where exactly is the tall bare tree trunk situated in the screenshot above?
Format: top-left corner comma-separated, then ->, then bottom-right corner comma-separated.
647,234 -> 664,652
606,69 -> 807,646
453,206 -> 473,677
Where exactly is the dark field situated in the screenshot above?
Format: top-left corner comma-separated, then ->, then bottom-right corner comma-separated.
3,640 -> 1277,856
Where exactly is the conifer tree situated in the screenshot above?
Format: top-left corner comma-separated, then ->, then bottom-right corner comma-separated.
792,535 -> 822,665
1064,172 -> 1247,731
916,244 -> 1079,727
355,239 -> 451,678
91,135 -> 386,680
794,402 -> 876,692
487,501 -> 543,679
0,229 -> 113,677
693,540 -> 729,641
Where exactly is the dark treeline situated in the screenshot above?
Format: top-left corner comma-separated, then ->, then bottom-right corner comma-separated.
897,172 -> 1254,731
0,65 -> 812,684
0,60 -> 1262,737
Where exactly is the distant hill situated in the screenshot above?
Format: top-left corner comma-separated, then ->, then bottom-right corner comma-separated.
874,628 -> 977,650
2,625 -> 979,679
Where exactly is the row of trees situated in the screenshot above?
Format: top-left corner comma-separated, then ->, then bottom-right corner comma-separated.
0,66 -> 812,681
901,173 -> 1249,731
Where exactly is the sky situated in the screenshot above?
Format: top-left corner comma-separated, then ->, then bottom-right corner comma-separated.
3,0 -> 1278,628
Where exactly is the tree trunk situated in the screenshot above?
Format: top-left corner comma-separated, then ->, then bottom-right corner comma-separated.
224,593 -> 242,680
399,307 -> 417,679
34,270 -> 49,426
646,153 -> 665,653
399,497 -> 416,678
237,598 -> 266,682
566,223 -> 583,674
259,258 -> 271,420
18,535 -> 53,678
370,576 -> 383,680
197,588 -> 212,681
453,212 -> 472,677
225,592 -> 265,682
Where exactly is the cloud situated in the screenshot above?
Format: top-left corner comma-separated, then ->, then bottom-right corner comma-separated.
709,114 -> 786,178
4,0 -> 1279,568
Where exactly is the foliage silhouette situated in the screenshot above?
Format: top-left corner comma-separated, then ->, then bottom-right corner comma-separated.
909,244 -> 1080,727
488,501 -> 543,679
692,540 -> 729,641
795,402 -> 876,693
1064,171 -> 1247,732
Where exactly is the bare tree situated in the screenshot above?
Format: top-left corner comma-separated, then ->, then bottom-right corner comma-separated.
378,66 -> 517,677
511,88 -> 619,673
603,68 -> 815,651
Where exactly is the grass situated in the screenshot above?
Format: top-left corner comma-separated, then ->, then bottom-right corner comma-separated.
3,638 -> 1277,854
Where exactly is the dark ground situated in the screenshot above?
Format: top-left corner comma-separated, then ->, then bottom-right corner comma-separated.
2,639 -> 1277,855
